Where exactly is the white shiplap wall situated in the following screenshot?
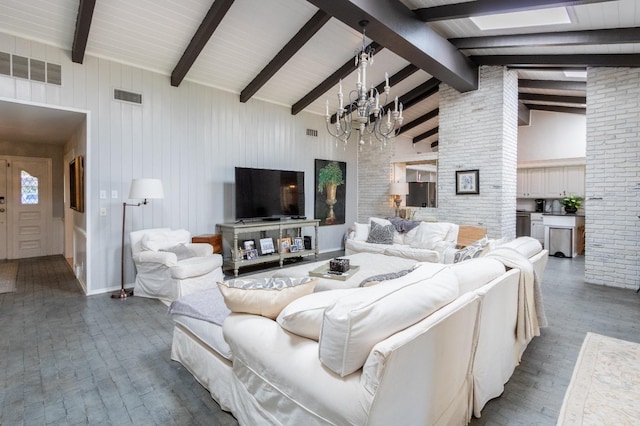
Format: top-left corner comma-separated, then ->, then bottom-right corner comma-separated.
0,32 -> 357,295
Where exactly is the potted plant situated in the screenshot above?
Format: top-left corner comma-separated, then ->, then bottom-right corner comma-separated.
317,162 -> 345,224
561,194 -> 583,214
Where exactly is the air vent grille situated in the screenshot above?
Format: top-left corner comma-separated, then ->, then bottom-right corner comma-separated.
114,89 -> 143,104
306,129 -> 318,137
0,51 -> 61,85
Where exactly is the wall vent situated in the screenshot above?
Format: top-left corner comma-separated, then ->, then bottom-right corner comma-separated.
306,129 -> 318,137
0,51 -> 62,85
114,89 -> 143,104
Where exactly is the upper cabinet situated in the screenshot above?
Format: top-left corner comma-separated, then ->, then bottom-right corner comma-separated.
517,165 -> 585,199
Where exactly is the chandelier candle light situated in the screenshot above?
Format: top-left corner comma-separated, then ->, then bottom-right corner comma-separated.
325,20 -> 403,147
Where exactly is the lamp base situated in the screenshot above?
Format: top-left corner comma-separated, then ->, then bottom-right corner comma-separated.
111,288 -> 133,299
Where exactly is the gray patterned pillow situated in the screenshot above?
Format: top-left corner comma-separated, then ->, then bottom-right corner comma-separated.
453,237 -> 490,263
366,221 -> 395,244
359,265 -> 418,287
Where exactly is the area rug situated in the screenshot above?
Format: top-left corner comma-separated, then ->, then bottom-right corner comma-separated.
0,261 -> 18,294
557,332 -> 640,425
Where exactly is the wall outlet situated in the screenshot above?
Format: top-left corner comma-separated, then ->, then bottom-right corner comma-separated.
100,190 -> 106,199
111,190 -> 118,199
99,208 -> 107,216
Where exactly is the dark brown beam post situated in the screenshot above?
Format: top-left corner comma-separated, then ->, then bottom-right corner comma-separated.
399,108 -> 439,135
452,27 -> 640,49
306,0 -> 477,93
71,0 -> 96,64
414,0 -> 612,22
413,126 -> 439,143
519,79 -> 586,91
240,11 -> 330,103
524,104 -> 586,115
519,93 -> 586,104
472,54 -> 640,67
171,0 -> 235,87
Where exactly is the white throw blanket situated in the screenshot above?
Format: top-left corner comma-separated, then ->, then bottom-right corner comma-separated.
485,247 -> 547,347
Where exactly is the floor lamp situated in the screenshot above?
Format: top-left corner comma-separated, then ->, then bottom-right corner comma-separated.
112,178 -> 164,299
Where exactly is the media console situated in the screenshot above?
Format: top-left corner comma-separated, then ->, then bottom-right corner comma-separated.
216,219 -> 319,277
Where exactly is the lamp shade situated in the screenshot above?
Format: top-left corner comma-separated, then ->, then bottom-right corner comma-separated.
129,178 -> 164,200
389,182 -> 409,195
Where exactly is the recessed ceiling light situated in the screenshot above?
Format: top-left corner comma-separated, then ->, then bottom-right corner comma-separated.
470,7 -> 571,30
564,70 -> 587,78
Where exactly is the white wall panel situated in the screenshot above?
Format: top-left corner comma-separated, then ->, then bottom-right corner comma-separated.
0,33 -> 357,294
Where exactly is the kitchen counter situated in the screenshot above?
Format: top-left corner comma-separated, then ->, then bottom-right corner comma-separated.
542,213 -> 584,217
543,214 -> 585,257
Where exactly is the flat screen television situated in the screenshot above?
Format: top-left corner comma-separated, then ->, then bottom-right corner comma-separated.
235,167 -> 305,220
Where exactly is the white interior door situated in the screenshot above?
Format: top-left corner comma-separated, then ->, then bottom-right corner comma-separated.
8,157 -> 52,259
0,159 -> 7,260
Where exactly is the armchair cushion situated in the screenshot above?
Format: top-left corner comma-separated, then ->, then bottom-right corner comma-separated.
161,244 -> 196,261
171,255 -> 222,280
133,250 -> 179,267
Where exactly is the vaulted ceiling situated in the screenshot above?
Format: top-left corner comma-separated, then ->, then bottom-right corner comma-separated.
1,0 -> 639,147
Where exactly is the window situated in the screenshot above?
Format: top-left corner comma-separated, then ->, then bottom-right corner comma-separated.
21,170 -> 39,204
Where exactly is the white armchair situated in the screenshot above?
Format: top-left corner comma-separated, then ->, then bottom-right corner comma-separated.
130,228 -> 224,304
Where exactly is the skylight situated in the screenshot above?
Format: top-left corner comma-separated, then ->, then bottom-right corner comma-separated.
564,70 -> 587,79
470,7 -> 571,30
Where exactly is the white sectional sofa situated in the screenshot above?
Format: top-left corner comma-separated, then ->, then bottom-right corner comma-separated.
345,217 -> 459,262
169,237 -> 548,425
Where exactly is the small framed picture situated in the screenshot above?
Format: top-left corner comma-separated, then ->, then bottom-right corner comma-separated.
243,240 -> 256,251
259,238 -> 275,255
290,245 -> 299,253
246,249 -> 259,260
293,237 -> 305,251
278,237 -> 292,253
456,169 -> 479,195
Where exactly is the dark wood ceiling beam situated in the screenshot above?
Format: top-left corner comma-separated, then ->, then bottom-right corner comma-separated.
292,42 -> 382,115
171,0 -> 235,87
306,0 -> 478,93
413,126 -> 439,143
396,77 -> 440,111
472,54 -> 640,67
240,11 -> 330,103
524,103 -> 586,115
518,103 -> 531,126
413,0 -> 612,22
71,0 -> 96,64
330,64 -> 419,123
452,27 -> 640,49
519,93 -> 586,104
399,108 -> 439,135
520,79 -> 586,91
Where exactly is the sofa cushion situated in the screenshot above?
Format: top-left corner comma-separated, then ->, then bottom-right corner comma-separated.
345,239 -> 387,255
366,221 -> 395,245
142,229 -> 190,251
352,222 -> 370,241
383,245 -> 440,262
453,237 -> 491,263
276,288 -> 359,340
448,257 -> 506,294
160,243 -> 196,261
217,277 -> 316,320
409,222 -> 453,250
501,236 -> 542,258
319,263 -> 458,376
170,254 -> 221,279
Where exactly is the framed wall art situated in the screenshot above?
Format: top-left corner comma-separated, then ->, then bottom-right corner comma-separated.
455,169 -> 479,195
69,155 -> 84,212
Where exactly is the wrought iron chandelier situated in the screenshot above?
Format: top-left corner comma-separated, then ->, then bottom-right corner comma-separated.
325,20 -> 403,147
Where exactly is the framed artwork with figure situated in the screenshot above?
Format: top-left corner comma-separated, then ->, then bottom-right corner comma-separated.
456,169 -> 479,195
314,159 -> 346,226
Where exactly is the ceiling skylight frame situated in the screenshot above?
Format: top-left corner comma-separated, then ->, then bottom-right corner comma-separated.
470,7 -> 571,31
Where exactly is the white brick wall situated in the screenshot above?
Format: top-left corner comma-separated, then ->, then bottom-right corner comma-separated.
585,68 -> 640,289
356,66 -> 519,239
438,66 -> 519,239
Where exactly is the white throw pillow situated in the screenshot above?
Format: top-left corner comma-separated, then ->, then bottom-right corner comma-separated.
409,222 -> 452,250
217,277 -> 317,320
142,229 -> 191,251
319,263 -> 459,376
276,288 -> 360,340
352,222 -> 370,241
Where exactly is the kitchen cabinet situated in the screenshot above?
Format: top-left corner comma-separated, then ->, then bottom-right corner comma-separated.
530,213 -> 544,244
517,168 -> 546,198
517,165 -> 585,198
